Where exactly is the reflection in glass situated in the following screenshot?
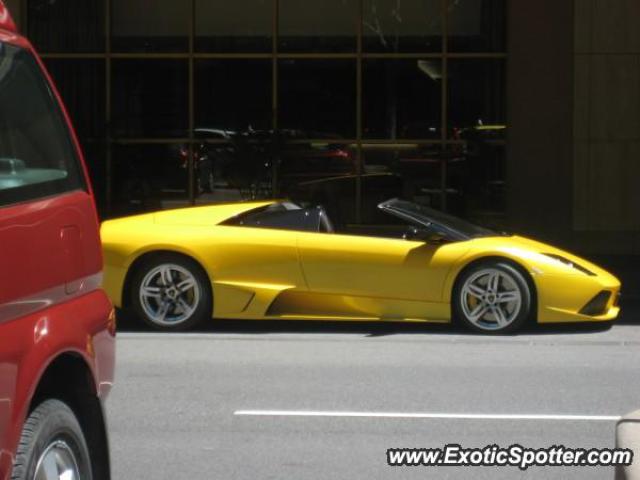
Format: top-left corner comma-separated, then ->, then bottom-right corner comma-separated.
447,142 -> 506,228
448,59 -> 505,135
27,0 -> 105,52
112,60 -> 188,138
363,59 -> 442,139
279,0 -> 358,52
44,60 -> 106,141
195,0 -> 272,52
111,0 -> 189,52
28,0 -> 510,223
195,60 -> 272,133
280,142 -> 358,227
448,0 -> 506,52
193,60 -> 273,204
363,0 -> 442,52
447,60 -> 506,225
361,145 -> 449,222
187,134 -> 275,204
112,145 -> 189,217
278,60 -> 356,139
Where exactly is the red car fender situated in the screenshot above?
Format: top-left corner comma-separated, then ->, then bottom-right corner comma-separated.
0,291 -> 115,479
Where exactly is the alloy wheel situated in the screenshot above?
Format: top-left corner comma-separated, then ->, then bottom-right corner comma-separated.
460,268 -> 522,331
139,263 -> 201,326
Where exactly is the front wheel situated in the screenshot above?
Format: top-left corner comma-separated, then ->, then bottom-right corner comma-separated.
453,261 -> 532,334
130,253 -> 212,331
11,399 -> 93,480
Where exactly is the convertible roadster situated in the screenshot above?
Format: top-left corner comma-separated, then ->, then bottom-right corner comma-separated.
101,199 -> 621,333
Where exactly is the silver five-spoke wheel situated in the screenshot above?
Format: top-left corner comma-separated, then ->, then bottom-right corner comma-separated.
455,262 -> 531,334
34,440 -> 80,480
131,253 -> 212,331
139,264 -> 201,327
461,268 -> 522,330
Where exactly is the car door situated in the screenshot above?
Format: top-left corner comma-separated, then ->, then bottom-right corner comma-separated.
206,206 -> 312,317
296,230 -> 452,318
0,40 -> 101,317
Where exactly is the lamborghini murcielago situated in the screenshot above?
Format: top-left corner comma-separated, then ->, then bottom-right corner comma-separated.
101,199 -> 621,333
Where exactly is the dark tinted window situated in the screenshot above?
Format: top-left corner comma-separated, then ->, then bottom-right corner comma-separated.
363,0 -> 443,52
0,43 -> 84,207
111,144 -> 189,217
277,141 -> 358,228
363,59 -> 442,139
111,60 -> 188,138
195,60 -> 272,132
448,0 -> 506,52
111,0 -> 189,53
278,59 -> 356,139
448,59 -> 506,135
195,0 -> 273,52
361,145 -> 444,220
44,59 -> 106,140
279,0 -> 358,52
27,0 -> 105,53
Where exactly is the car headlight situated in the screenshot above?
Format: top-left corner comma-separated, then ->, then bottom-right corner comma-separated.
542,253 -> 596,276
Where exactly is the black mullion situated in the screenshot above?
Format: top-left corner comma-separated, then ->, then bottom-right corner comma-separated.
272,0 -> 279,196
441,0 -> 448,211
188,0 -> 195,205
356,0 -> 363,223
105,0 -> 112,215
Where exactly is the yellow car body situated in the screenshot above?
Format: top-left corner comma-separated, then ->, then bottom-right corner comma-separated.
101,200 -> 620,327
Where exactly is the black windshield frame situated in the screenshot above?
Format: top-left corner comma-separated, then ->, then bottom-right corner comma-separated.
378,199 -> 498,241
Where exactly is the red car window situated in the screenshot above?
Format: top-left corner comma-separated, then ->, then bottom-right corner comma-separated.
0,41 -> 85,207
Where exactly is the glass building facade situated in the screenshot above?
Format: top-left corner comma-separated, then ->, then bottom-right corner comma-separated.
21,0 -> 507,231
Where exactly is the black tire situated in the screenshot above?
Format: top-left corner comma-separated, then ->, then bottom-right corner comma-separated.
130,252 -> 212,331
11,399 -> 93,480
453,260 -> 533,334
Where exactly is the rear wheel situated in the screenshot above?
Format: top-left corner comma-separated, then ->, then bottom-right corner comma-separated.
130,253 -> 212,331
11,399 -> 92,480
453,261 -> 532,334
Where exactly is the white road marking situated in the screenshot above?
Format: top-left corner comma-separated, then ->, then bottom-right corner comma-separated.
234,410 -> 621,421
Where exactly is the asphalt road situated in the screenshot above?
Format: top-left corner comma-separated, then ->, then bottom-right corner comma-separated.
107,319 -> 640,479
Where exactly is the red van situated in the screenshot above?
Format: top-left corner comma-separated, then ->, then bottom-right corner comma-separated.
0,3 -> 115,479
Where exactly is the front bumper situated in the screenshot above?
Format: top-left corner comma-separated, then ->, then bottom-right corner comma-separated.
535,271 -> 621,323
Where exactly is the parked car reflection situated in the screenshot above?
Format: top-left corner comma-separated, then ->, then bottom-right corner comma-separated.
111,124 -> 508,226
184,128 -> 356,201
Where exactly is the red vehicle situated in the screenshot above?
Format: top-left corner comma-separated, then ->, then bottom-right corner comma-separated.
0,3 -> 115,479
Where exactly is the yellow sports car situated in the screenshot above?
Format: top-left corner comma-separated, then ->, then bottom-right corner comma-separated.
101,199 -> 621,333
